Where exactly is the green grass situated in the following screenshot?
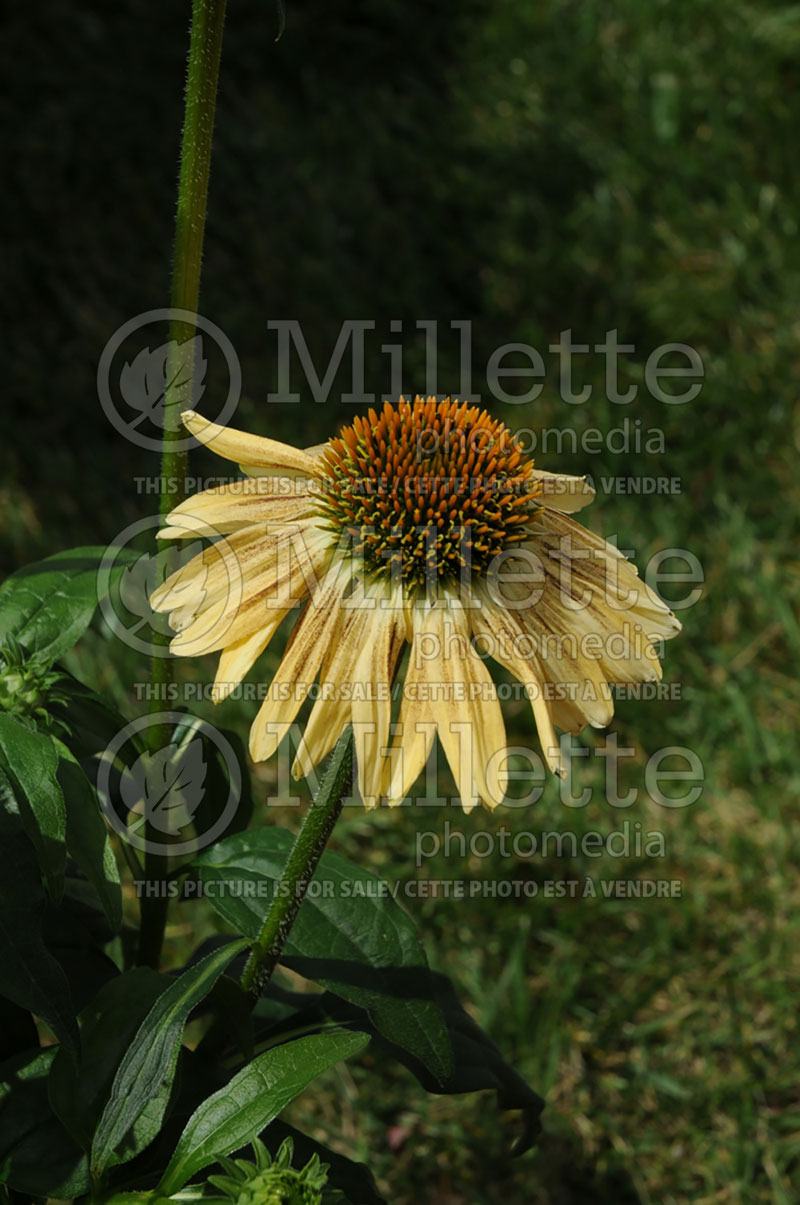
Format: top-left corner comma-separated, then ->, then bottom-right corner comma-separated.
6,0 -> 800,1199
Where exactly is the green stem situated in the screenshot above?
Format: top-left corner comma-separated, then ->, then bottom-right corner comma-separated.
240,728 -> 355,1000
137,0 -> 228,970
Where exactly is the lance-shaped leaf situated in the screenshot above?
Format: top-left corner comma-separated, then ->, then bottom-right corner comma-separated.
0,768 -> 77,1054
0,1048 -> 88,1198
0,545 -> 137,665
90,939 -> 247,1176
55,668 -> 142,762
49,968 -> 166,1150
253,977 -> 545,1157
56,746 -> 122,931
158,1029 -> 368,1195
0,714 -> 66,899
193,829 -> 453,1085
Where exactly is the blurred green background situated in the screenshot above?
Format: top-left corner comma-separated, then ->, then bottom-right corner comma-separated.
3,0 -> 800,1201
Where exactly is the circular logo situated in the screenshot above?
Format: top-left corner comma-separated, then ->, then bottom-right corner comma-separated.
97,711 -> 242,857
98,513 -> 244,658
97,308 -> 241,451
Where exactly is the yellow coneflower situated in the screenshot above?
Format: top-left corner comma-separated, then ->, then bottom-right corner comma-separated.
150,398 -> 680,811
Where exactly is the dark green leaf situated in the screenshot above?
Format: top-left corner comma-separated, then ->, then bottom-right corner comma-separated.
0,545 -> 136,665
44,874 -> 118,948
49,968 -> 165,1150
90,939 -> 248,1176
193,829 -> 453,1085
251,973 -> 544,1156
0,713 -> 66,897
375,974 -> 545,1155
182,719 -> 253,845
270,976 -> 545,1157
158,1029 -> 368,1194
42,878 -> 130,1014
0,769 -> 77,1054
55,667 -> 140,762
0,1048 -> 88,1197
51,943 -> 121,1014
0,997 -> 38,1062
56,746 -> 122,930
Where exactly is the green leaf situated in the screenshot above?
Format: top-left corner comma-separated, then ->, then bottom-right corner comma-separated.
49,968 -> 165,1150
90,939 -> 248,1176
0,1048 -> 88,1198
158,1029 -> 368,1194
375,974 -> 545,1155
0,996 -> 38,1062
41,877 -> 123,1012
0,545 -> 135,665
0,713 -> 66,897
56,745 -> 122,931
0,769 -> 78,1054
193,830 -> 453,1086
56,668 -> 141,762
258,977 -> 545,1157
177,717 -> 252,845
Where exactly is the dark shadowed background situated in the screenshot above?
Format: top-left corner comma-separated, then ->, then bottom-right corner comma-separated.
3,1 -> 799,1201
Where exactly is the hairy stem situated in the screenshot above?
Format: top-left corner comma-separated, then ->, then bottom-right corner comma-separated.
138,0 -> 227,969
240,729 -> 355,1000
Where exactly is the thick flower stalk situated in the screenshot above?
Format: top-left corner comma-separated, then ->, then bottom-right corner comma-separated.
151,397 -> 680,810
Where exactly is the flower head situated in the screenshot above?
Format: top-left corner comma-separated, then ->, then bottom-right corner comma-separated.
151,398 -> 680,811
204,1136 -> 331,1205
0,636 -> 68,728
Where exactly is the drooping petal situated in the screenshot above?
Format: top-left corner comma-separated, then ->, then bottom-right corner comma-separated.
481,509 -> 680,744
527,468 -> 596,513
152,522 -> 331,656
182,410 -> 322,479
351,593 -> 407,808
291,584 -> 406,808
158,478 -> 318,539
389,594 -> 507,811
386,633 -> 437,809
249,564 -> 353,762
291,604 -> 372,780
470,591 -> 567,776
211,621 -> 283,703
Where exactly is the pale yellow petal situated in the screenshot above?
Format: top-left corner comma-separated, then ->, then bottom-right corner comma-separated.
211,621 -> 282,703
351,602 -> 406,807
249,569 -> 350,762
150,524 -> 271,613
291,604 -> 373,780
528,467 -> 596,513
182,409 -> 321,479
155,523 -> 331,657
292,586 -> 406,806
158,478 -> 317,538
430,598 -> 508,809
483,509 -> 680,746
391,596 -> 507,811
470,595 -> 567,776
